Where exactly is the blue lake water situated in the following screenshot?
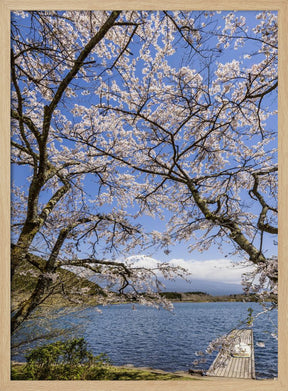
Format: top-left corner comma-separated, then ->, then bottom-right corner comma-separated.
13,301 -> 278,379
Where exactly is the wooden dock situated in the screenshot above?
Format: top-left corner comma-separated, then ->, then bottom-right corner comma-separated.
206,329 -> 255,379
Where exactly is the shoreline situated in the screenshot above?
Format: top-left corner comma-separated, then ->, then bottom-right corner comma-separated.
11,361 -> 203,381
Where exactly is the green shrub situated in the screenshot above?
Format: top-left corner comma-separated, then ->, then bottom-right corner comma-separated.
23,338 -> 109,380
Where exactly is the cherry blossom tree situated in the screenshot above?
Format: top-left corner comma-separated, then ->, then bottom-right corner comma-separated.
62,11 -> 277,294
11,10 -> 189,334
11,10 -> 278,336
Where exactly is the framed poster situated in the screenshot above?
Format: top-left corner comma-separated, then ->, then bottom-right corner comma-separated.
1,1 -> 287,390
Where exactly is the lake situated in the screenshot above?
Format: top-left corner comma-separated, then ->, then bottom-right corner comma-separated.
62,301 -> 278,379
13,301 -> 278,379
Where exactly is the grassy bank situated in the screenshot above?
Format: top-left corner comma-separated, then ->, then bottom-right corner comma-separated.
11,362 -> 199,381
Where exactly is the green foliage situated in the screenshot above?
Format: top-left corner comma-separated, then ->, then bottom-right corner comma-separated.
185,291 -> 210,296
246,307 -> 254,326
160,292 -> 182,300
22,338 -> 109,380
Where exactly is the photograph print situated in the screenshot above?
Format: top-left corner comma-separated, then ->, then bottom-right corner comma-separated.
10,10 -> 278,381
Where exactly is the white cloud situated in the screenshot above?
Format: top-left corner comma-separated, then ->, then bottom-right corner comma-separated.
126,255 -> 254,285
169,258 -> 254,284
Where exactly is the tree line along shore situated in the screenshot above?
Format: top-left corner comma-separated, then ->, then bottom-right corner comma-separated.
159,291 -> 265,302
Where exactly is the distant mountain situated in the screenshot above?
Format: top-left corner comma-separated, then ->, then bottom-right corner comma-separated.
161,278 -> 244,296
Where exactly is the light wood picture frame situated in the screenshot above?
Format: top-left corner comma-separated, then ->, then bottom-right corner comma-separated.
1,1 -> 287,390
